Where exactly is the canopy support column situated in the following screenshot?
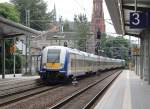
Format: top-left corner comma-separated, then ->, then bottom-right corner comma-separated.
1,39 -> 6,79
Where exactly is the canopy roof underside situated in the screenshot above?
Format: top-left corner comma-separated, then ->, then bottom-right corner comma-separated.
0,17 -> 41,39
105,0 -> 150,37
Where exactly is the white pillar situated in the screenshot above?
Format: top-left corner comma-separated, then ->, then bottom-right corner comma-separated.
2,39 -> 5,79
137,56 -> 140,76
140,37 -> 144,79
143,33 -> 149,81
141,29 -> 150,84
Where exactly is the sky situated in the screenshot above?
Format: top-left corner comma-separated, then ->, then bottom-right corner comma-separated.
0,0 -> 116,34
45,0 -> 93,21
45,0 -> 116,34
0,0 -> 139,51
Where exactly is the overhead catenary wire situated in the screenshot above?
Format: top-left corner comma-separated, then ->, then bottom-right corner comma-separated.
72,0 -> 92,21
73,0 -> 87,14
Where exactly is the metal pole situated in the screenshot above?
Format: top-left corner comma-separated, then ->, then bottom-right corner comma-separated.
27,10 -> 30,27
13,38 -> 16,77
25,36 -> 28,74
25,9 -> 30,27
25,9 -> 27,27
59,40 -> 60,46
135,55 -> 137,75
27,10 -> 31,74
29,36 -> 32,74
129,36 -> 131,59
2,39 -> 6,79
135,0 -> 137,12
25,9 -> 30,74
21,40 -> 23,74
36,56 -> 38,72
85,39 -> 86,52
74,40 -> 75,48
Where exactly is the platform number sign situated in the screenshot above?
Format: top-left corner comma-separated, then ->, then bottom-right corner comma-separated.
130,12 -> 147,28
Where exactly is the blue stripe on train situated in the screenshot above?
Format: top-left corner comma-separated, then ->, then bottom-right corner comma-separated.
60,51 -> 69,76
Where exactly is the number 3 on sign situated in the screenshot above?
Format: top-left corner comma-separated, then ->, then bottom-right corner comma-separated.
132,13 -> 140,26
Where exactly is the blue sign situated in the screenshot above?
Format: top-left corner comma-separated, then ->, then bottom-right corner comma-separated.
130,12 -> 147,28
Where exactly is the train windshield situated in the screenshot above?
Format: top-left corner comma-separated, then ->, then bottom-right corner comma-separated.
47,49 -> 60,63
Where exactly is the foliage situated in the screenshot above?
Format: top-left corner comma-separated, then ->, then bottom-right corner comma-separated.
63,20 -> 72,32
11,0 -> 55,30
5,54 -> 22,74
0,39 -> 22,74
5,40 -> 22,74
0,3 -> 20,22
74,14 -> 89,51
0,3 -> 22,74
101,36 -> 130,61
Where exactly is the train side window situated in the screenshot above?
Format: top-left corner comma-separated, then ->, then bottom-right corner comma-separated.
71,59 -> 73,67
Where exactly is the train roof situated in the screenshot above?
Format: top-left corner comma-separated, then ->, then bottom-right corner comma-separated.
44,46 -> 125,62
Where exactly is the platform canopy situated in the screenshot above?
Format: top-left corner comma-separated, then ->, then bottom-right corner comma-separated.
105,0 -> 150,37
0,17 -> 41,38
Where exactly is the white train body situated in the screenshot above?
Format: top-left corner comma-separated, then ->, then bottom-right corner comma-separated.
39,46 -> 125,82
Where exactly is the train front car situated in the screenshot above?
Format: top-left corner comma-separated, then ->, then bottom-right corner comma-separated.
39,46 -> 68,83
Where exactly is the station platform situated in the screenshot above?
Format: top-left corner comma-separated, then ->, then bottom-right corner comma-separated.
0,74 -> 40,84
94,70 -> 150,109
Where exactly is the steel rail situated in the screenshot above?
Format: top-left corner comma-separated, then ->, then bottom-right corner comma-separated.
0,85 -> 61,107
0,80 -> 43,97
49,70 -> 121,109
82,70 -> 122,109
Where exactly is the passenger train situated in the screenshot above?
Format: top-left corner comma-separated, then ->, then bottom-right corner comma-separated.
39,46 -> 125,82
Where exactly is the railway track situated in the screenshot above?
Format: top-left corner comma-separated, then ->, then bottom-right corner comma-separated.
0,69 -> 122,109
48,70 -> 122,109
0,85 -> 61,107
0,78 -> 63,107
0,79 -> 43,97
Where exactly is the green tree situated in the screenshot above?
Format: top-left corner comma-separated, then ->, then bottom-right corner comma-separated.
101,36 -> 130,61
63,20 -> 72,32
0,3 -> 20,22
0,3 -> 22,74
74,14 -> 89,51
11,0 -> 55,30
5,40 -> 22,74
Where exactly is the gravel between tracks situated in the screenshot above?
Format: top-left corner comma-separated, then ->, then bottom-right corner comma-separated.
56,71 -> 120,109
1,70 -> 119,109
